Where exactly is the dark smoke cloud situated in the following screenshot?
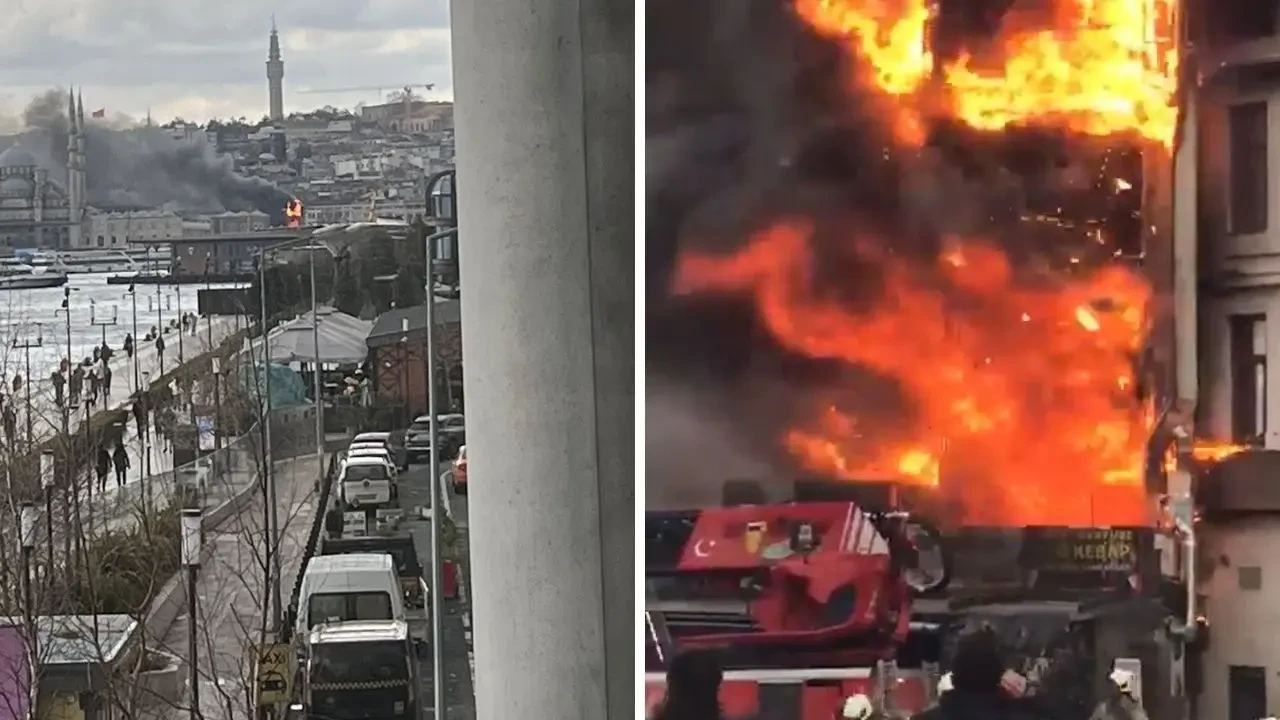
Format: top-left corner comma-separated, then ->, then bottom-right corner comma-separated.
645,0 -> 1144,506
14,89 -> 291,218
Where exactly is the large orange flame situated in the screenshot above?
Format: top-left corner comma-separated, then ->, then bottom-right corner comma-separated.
285,200 -> 304,229
674,222 -> 1154,525
795,0 -> 1179,146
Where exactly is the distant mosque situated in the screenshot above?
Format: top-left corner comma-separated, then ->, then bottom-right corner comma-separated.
0,89 -> 88,249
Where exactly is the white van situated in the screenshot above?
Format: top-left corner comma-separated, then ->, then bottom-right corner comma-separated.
296,553 -> 405,641
346,446 -> 398,479
339,456 -> 396,507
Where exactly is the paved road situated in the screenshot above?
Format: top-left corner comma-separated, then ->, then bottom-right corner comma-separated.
155,451 -> 476,720
397,460 -> 475,720
156,455 -> 321,720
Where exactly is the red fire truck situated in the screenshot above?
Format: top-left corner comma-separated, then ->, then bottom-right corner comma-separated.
644,497 -> 948,718
644,483 -> 1191,719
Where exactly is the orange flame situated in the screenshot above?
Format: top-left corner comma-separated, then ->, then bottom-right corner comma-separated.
285,200 -> 304,229
674,221 -> 1154,526
794,0 -> 1179,146
1189,441 -> 1249,464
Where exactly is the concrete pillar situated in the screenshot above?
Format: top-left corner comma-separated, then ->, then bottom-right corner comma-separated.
450,0 -> 633,717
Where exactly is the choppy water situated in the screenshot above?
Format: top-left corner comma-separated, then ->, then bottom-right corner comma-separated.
0,273 -> 247,384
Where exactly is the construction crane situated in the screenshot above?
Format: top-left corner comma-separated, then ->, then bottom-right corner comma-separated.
297,84 -> 436,99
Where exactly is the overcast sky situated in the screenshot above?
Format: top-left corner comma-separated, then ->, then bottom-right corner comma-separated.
0,0 -> 452,129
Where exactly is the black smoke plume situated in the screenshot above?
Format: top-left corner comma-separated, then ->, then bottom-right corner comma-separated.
15,89 -> 291,220
645,0 -> 1146,507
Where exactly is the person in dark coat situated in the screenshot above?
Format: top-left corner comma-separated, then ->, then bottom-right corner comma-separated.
51,371 -> 64,408
132,396 -> 148,438
912,630 -> 1051,720
123,333 -> 134,359
2,405 -> 14,447
95,446 -> 111,493
101,365 -> 112,399
86,370 -> 99,406
111,443 -> 130,487
70,366 -> 84,405
650,649 -> 724,720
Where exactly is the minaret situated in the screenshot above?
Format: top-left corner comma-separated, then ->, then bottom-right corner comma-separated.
75,91 -> 86,211
64,87 -> 83,248
266,17 -> 285,122
66,88 -> 79,215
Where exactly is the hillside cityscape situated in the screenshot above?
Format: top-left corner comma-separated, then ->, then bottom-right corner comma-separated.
0,22 -> 453,254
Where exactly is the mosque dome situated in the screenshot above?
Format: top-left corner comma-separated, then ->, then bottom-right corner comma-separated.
0,175 -> 33,194
0,147 -> 38,169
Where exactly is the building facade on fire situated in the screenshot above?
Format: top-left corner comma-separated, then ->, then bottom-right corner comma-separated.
0,91 -> 88,250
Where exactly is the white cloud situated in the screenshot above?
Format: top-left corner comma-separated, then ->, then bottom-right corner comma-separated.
0,0 -> 452,122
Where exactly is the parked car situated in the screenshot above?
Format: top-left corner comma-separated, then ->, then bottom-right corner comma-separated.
451,445 -> 467,495
405,416 -> 432,462
406,414 -> 466,462
438,413 -> 465,458
352,431 -> 409,471
338,456 -> 398,507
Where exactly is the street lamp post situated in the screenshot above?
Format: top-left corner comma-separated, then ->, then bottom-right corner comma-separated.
151,287 -> 166,377
11,324 -> 42,450
176,280 -> 186,365
19,501 -> 37,675
212,358 -> 223,455
308,245 -> 324,479
205,255 -> 215,351
181,508 -> 203,720
40,452 -> 53,577
90,303 -> 118,405
256,253 -> 282,634
141,369 -> 153,526
422,168 -> 455,720
128,284 -> 141,393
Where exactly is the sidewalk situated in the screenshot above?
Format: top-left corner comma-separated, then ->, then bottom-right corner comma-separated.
20,316 -> 239,446
154,456 -> 320,720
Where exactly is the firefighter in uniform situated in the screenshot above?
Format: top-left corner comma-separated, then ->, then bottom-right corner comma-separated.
1087,668 -> 1148,720
839,693 -> 876,719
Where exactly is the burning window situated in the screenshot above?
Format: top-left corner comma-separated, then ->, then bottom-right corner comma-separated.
285,199 -> 304,229
1229,314 -> 1267,444
1229,102 -> 1269,236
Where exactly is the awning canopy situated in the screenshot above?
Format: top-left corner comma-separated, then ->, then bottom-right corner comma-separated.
267,306 -> 373,364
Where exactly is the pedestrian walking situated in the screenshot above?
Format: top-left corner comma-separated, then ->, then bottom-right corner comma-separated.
2,405 -> 15,447
70,366 -> 84,405
102,365 -> 112,400
123,333 -> 134,359
111,443 -> 129,487
155,334 -> 165,356
132,396 -> 148,438
87,370 -> 99,407
51,371 -> 65,408
11,372 -> 21,395
95,445 -> 111,493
